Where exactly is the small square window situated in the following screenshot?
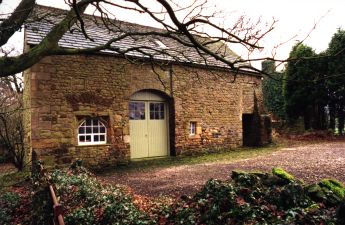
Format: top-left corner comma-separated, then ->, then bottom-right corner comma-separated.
129,102 -> 145,120
78,118 -> 107,145
149,103 -> 164,120
190,122 -> 197,135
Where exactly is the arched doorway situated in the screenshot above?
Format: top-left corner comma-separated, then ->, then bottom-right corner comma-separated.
129,90 -> 169,159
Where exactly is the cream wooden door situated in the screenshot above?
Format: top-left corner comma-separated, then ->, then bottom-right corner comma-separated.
129,101 -> 149,158
129,92 -> 168,159
147,102 -> 168,157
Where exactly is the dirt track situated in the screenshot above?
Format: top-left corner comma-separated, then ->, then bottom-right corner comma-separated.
101,141 -> 345,197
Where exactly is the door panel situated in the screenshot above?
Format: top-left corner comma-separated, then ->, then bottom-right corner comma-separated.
148,103 -> 168,157
129,102 -> 149,159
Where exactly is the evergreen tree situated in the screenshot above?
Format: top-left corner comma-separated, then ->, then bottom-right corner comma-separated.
327,29 -> 345,134
262,60 -> 285,120
284,43 -> 324,130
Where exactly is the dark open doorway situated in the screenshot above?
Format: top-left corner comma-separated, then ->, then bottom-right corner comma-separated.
242,113 -> 260,147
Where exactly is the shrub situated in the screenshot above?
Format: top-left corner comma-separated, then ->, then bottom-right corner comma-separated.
34,164 -> 344,225
164,169 -> 340,224
50,164 -> 154,225
65,208 -> 96,225
0,192 -> 20,224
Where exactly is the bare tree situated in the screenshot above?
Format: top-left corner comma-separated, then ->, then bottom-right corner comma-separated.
0,76 -> 26,170
0,0 -> 276,77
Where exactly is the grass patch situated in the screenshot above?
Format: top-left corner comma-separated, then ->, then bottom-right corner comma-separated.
100,142 -> 283,175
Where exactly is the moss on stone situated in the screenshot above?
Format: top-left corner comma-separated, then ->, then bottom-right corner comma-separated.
319,179 -> 345,199
305,184 -> 326,201
304,203 -> 320,213
272,167 -> 294,182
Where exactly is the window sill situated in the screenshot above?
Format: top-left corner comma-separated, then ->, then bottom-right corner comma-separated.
77,144 -> 111,147
189,134 -> 200,139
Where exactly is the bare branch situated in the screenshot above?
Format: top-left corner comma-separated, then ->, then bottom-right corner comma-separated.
0,0 -> 35,47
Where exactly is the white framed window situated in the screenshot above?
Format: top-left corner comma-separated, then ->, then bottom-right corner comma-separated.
129,102 -> 145,120
190,122 -> 197,135
78,118 -> 106,145
149,102 -> 165,120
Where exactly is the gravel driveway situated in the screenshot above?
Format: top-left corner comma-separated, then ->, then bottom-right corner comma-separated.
100,141 -> 345,197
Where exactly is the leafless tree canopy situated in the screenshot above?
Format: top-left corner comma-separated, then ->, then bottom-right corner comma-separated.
0,77 -> 25,170
0,0 -> 276,77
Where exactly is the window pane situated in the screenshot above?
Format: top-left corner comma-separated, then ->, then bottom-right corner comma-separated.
139,103 -> 145,111
79,127 -> 85,134
139,112 -> 144,120
129,102 -> 135,110
129,102 -> 145,120
93,127 -> 99,133
85,135 -> 91,142
149,103 -> 164,120
94,135 -> 99,142
92,119 -> 98,126
86,127 -> 92,133
100,135 -> 105,141
79,136 -> 85,142
100,127 -> 105,133
190,122 -> 196,135
159,111 -> 164,119
86,119 -> 92,126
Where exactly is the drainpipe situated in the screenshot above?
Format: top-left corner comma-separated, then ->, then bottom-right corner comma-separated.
168,63 -> 176,156
169,64 -> 174,97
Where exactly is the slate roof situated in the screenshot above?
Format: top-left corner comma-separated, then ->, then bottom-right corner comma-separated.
25,5 -> 250,70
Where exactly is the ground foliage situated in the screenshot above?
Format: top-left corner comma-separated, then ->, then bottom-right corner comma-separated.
164,169 -> 342,225
0,186 -> 32,224
2,159 -> 345,224
49,161 -> 154,225
29,162 -> 344,225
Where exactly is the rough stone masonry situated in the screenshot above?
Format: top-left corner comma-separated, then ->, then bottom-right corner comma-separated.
23,53 -> 270,169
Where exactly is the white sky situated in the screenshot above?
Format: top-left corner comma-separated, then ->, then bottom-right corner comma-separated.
1,0 -> 345,69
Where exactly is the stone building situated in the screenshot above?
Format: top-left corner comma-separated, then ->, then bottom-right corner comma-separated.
23,5 -> 271,168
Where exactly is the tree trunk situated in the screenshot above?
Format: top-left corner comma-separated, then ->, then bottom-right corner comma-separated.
338,109 -> 345,135
320,105 -> 327,130
329,104 -> 336,130
303,108 -> 312,130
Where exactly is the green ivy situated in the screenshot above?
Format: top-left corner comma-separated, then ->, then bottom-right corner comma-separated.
0,192 -> 20,225
50,165 -> 154,225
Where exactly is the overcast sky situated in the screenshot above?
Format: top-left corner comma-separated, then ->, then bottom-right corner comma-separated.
1,0 -> 345,69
